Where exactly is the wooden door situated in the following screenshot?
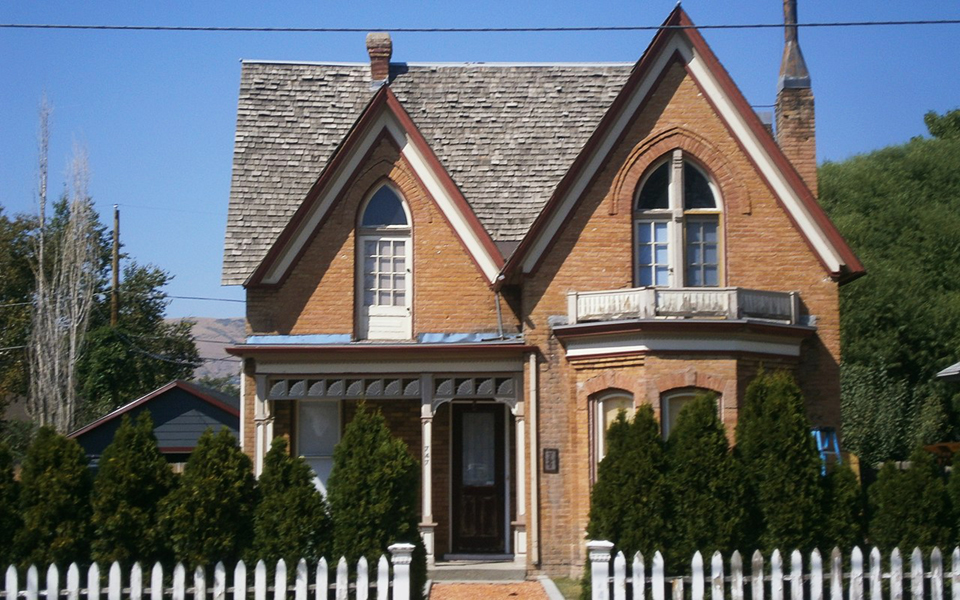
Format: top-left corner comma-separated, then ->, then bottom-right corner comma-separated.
452,403 -> 505,554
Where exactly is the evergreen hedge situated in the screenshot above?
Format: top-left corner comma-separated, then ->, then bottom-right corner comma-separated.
821,462 -> 865,550
14,427 -> 92,566
663,393 -> 746,567
326,403 -> 425,599
736,370 -> 823,553
91,413 -> 175,566
0,442 -> 20,565
158,428 -> 256,567
869,446 -> 951,551
251,438 -> 332,566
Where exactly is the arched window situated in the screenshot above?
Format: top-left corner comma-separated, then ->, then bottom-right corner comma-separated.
594,391 -> 635,463
635,149 -> 722,288
660,388 -> 719,439
357,184 -> 411,340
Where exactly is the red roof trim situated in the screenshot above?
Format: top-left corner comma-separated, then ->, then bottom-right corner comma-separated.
68,380 -> 240,439
226,342 -> 536,356
247,87 -> 504,289
503,6 -> 864,284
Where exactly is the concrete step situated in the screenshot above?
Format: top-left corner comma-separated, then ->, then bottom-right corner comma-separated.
429,560 -> 527,582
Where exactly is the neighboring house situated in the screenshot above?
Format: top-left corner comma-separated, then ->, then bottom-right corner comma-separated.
222,4 -> 863,576
937,361 -> 960,383
69,380 -> 240,469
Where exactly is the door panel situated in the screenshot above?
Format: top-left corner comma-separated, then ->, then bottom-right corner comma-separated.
452,404 -> 505,553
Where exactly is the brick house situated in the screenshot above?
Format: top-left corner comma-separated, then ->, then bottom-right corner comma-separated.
222,5 -> 863,576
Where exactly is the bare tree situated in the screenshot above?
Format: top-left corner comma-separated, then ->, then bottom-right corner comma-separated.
27,99 -> 100,432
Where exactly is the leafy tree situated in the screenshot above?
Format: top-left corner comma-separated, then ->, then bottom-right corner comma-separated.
841,363 -> 915,465
326,403 -> 425,599
0,442 -> 21,565
663,394 -> 746,567
586,405 -> 667,557
196,375 -> 240,399
736,370 -> 823,553
91,413 -> 175,566
924,108 -> 960,140
251,438 -> 332,566
158,428 -> 256,567
869,447 -> 951,551
14,426 -> 92,565
0,208 -> 33,401
821,463 -> 865,550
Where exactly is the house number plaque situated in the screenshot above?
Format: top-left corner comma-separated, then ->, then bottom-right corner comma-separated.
543,448 -> 559,474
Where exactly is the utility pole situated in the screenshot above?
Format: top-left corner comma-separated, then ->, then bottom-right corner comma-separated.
111,204 -> 119,327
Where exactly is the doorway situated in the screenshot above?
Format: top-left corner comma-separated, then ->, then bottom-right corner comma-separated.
451,403 -> 506,554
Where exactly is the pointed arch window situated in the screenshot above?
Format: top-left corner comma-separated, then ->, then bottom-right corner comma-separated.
635,149 -> 722,288
357,184 -> 412,340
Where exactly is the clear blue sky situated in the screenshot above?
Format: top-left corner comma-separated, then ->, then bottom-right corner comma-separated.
1,1 -> 958,319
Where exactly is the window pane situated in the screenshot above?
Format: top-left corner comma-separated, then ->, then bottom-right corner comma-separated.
638,267 -> 653,287
655,266 -> 670,286
688,269 -> 702,287
299,402 -> 340,456
654,222 -> 668,242
305,457 -> 334,496
637,245 -> 652,265
379,240 -> 392,257
703,222 -> 718,243
704,266 -> 718,286
684,163 -> 716,209
690,245 -> 701,264
655,244 -> 669,264
394,291 -> 406,306
394,257 -> 406,272
378,290 -> 389,304
461,412 -> 495,486
637,224 -> 651,244
637,162 -> 670,210
378,256 -> 390,272
704,246 -> 718,264
361,187 -> 408,228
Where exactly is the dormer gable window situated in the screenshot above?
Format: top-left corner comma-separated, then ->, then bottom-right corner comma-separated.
357,184 -> 412,340
635,149 -> 722,288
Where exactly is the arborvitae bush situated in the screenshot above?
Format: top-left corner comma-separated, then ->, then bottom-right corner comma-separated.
663,394 -> 746,568
158,428 -> 256,567
91,413 -> 175,566
326,403 -> 425,600
0,442 -> 20,565
947,453 -> 960,538
736,370 -> 823,553
869,447 -> 951,551
821,462 -> 865,549
586,405 -> 667,557
14,426 -> 92,566
251,438 -> 332,566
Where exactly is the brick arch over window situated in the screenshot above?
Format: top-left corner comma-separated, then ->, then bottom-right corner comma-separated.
580,371 -> 646,403
610,126 -> 751,217
646,368 -> 737,431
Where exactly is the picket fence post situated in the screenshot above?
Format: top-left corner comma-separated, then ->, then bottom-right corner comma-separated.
294,559 -> 307,600
274,560 -> 286,600
810,549 -> 823,600
932,548 -> 944,600
586,540 -> 614,600
66,563 -> 80,600
869,548 -> 882,600
710,551 -> 724,600
633,553 -> 645,600
613,552 -> 627,600
151,563 -> 164,600
911,548 -> 925,600
730,551 -> 743,600
851,546 -> 864,600
750,551 -> 764,600
388,543 -> 416,600
214,562 -> 226,600
377,555 -> 390,600
131,563 -> 143,600
890,548 -> 903,600
233,561 -> 246,600
315,559 -> 327,600
691,551 -> 704,600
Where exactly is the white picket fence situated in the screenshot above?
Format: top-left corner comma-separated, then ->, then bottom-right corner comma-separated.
0,543 -> 414,600
587,540 -> 960,600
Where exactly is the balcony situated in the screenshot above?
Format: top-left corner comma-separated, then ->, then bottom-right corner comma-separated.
566,287 -> 800,325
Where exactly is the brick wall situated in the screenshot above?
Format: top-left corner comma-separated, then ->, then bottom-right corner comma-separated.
246,137 -> 517,338
523,61 -> 842,575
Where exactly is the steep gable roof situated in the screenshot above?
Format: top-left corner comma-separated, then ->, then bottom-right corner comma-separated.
223,60 -> 632,284
506,7 -> 864,283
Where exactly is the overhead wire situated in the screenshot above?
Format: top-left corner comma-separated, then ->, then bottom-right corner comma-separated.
2,20 -> 960,33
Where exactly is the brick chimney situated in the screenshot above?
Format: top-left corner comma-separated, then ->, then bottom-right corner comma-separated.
366,32 -> 392,87
775,0 -> 817,196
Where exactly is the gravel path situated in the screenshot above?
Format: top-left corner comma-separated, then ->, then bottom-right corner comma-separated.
429,582 -> 549,600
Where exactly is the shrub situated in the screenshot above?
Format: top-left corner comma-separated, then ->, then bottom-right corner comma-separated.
14,426 -> 92,566
736,370 -> 823,553
821,462 -> 865,549
869,447 -> 951,551
586,405 -> 667,557
251,438 -> 332,566
663,393 -> 746,567
0,442 -> 20,565
326,403 -> 425,599
91,413 -> 175,566
158,428 -> 256,567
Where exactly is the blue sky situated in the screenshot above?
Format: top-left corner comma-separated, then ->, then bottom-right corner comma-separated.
1,1 -> 958,319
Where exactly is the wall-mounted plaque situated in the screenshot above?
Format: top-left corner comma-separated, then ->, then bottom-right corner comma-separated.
543,448 -> 559,474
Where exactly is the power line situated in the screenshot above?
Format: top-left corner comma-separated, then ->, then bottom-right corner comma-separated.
168,295 -> 245,304
0,345 -> 27,353
0,301 -> 33,309
1,19 -> 959,34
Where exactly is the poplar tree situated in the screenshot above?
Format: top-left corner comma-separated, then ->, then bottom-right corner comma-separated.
326,403 -> 425,599
15,426 -> 92,565
158,428 -> 256,567
251,438 -> 332,566
91,413 -> 174,566
736,370 -> 823,553
663,394 -> 746,567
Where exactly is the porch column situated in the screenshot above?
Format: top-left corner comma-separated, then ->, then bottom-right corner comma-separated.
419,375 -> 437,565
253,374 -> 273,477
512,401 -> 527,562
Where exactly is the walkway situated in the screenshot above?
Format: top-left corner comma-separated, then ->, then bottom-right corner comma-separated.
429,582 -> 550,600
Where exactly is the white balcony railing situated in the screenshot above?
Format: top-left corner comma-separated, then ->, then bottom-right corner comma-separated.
566,287 -> 800,325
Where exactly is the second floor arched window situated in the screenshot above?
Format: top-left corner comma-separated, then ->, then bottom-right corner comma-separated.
635,149 -> 722,288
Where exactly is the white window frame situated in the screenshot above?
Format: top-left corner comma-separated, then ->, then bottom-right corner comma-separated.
634,149 -> 723,288
594,392 -> 635,463
296,399 -> 341,495
660,389 -> 721,439
356,183 -> 413,340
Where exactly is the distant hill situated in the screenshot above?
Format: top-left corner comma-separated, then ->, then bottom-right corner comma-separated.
174,317 -> 245,381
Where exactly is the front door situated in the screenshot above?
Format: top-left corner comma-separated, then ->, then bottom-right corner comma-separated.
452,403 -> 505,554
